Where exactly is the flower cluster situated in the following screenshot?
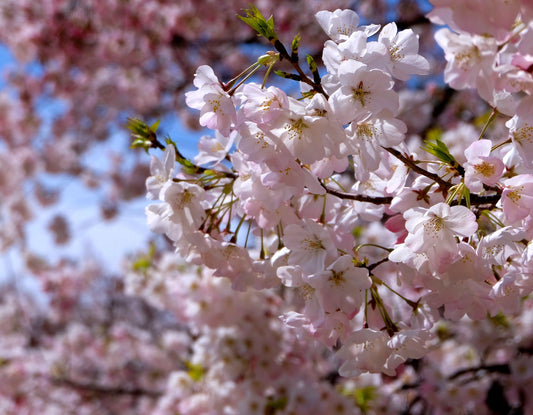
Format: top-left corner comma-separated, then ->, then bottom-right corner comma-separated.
0,0 -> 351,251
4,0 -> 533,413
139,5 -> 533,412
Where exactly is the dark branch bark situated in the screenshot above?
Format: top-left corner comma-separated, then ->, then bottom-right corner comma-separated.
383,146 -> 451,190
51,377 -> 163,398
323,185 -> 393,205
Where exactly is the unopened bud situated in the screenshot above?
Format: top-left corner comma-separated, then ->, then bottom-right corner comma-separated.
257,51 -> 279,66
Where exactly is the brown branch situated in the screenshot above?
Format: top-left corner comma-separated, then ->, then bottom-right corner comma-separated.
459,193 -> 501,207
383,146 -> 502,207
51,377 -> 163,398
368,257 -> 390,272
322,185 -> 393,205
272,39 -> 328,98
383,146 -> 451,190
449,363 -> 510,380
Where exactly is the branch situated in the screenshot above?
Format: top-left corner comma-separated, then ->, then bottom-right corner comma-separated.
272,39 -> 328,97
449,363 -> 510,380
51,377 -> 163,398
383,146 -> 451,190
459,193 -> 501,207
384,146 -> 502,207
322,185 -> 393,205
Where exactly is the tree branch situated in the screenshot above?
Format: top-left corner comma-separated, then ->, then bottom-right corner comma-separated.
51,377 -> 163,398
322,185 -> 393,205
383,146 -> 451,190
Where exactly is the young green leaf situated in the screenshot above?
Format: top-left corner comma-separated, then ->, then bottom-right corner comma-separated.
238,5 -> 277,41
274,70 -> 301,81
291,34 -> 301,61
421,137 -> 458,167
126,117 -> 158,153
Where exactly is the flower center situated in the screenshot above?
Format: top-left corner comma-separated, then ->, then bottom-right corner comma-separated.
304,236 -> 325,252
328,270 -> 346,286
284,118 -> 308,140
352,81 -> 371,107
513,122 -> 533,146
355,123 -> 375,141
389,44 -> 405,62
507,187 -> 523,204
424,216 -> 444,235
473,161 -> 495,177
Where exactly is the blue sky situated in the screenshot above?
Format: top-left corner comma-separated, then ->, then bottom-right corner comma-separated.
0,45 -> 201,281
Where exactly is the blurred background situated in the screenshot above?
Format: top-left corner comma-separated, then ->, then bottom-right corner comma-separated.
0,0 -> 435,288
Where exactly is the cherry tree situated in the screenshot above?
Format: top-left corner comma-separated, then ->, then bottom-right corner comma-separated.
2,0 -> 533,414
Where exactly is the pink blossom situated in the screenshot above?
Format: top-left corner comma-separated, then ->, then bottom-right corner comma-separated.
185,65 -> 237,136
377,22 -> 430,81
307,255 -> 371,317
506,95 -> 533,169
463,139 -> 504,192
501,174 -> 533,224
397,203 -> 478,271
434,29 -> 497,90
146,144 -> 176,200
337,329 -> 394,376
282,219 -> 338,274
315,9 -> 380,42
428,0 -> 520,40
329,60 -> 399,124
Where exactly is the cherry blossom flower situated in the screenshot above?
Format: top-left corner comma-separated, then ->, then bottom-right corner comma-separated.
307,255 -> 371,317
476,226 -> 522,266
423,243 -> 495,320
501,174 -> 533,224
434,29 -> 497,90
270,96 -> 339,164
9,3 -> 533,412
343,111 -> 407,179
385,329 -> 433,372
428,0 -> 520,40
506,95 -> 533,169
329,60 -> 399,124
237,83 -> 288,126
315,9 -> 379,43
185,65 -> 237,136
337,329 -> 394,376
282,219 -> 338,274
376,22 -> 430,81
321,30 -> 369,76
392,203 -> 478,271
193,130 -> 235,167
463,139 -> 504,192
146,144 -> 176,200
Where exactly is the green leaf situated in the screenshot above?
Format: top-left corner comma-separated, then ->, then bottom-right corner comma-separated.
306,54 -> 317,73
352,226 -> 363,238
131,242 -> 156,272
355,386 -> 376,412
474,109 -> 494,128
462,184 -> 471,208
421,137 -> 458,166
306,54 -> 321,84
339,385 -> 376,413
149,119 -> 161,132
185,362 -> 204,382
238,5 -> 277,41
426,126 -> 442,142
291,34 -> 300,60
265,396 -> 288,414
130,138 -> 152,153
488,312 -> 509,328
126,117 -> 157,153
